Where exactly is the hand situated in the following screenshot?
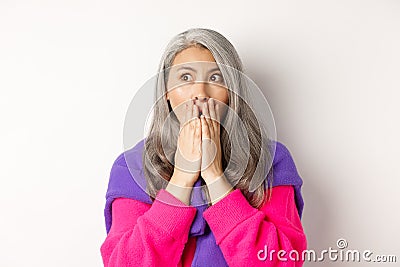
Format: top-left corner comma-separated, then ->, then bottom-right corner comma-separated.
200,98 -> 224,184
171,99 -> 202,188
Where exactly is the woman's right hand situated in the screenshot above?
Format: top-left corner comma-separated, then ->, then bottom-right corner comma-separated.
170,99 -> 202,188
166,100 -> 201,205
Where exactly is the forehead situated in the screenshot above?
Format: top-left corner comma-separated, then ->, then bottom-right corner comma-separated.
169,62 -> 221,74
172,46 -> 216,65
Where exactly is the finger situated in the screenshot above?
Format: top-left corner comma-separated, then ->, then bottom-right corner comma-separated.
209,98 -> 217,121
181,102 -> 188,132
194,117 -> 201,155
189,101 -> 198,133
192,102 -> 199,119
203,101 -> 210,119
183,99 -> 193,130
201,115 -> 210,139
209,98 -> 218,136
190,104 -> 199,153
188,99 -> 194,122
203,101 -> 214,138
215,103 -> 221,135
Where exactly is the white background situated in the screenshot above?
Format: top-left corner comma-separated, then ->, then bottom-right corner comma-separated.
1,1 -> 399,266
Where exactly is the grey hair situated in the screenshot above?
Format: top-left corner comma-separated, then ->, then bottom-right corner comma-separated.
142,28 -> 274,208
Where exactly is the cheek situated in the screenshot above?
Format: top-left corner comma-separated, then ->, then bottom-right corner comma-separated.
167,91 -> 190,124
167,86 -> 193,106
214,90 -> 229,105
168,95 -> 187,110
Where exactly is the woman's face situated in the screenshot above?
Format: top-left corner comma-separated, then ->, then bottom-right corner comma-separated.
166,46 -> 229,123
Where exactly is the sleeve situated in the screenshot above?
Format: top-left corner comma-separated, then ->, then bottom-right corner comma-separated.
202,185 -> 307,267
100,189 -> 197,267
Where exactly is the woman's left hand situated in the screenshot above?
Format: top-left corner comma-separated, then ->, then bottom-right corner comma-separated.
200,98 -> 224,184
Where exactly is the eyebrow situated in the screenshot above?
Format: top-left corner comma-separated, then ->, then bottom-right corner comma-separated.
176,65 -> 221,73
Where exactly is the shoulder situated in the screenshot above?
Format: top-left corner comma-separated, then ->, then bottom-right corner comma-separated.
268,140 -> 305,218
106,137 -> 151,203
272,140 -> 296,165
112,138 -> 146,170
268,140 -> 303,187
271,140 -> 299,174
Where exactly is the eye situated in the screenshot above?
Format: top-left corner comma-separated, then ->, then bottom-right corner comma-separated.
180,73 -> 193,82
210,73 -> 223,83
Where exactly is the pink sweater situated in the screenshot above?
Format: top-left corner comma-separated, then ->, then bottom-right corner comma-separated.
100,185 -> 307,266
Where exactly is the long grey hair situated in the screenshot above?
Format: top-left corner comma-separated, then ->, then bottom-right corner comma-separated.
142,28 -> 274,208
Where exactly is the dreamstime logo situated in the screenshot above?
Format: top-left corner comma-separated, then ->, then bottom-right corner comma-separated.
257,238 -> 397,263
336,238 -> 348,249
122,61 -> 277,207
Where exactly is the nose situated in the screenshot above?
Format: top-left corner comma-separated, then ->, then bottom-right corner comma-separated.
191,83 -> 209,112
194,96 -> 208,101
192,83 -> 208,101
193,95 -> 209,114
193,95 -> 209,108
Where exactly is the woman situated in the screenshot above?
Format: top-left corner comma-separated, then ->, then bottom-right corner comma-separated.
101,28 -> 307,266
